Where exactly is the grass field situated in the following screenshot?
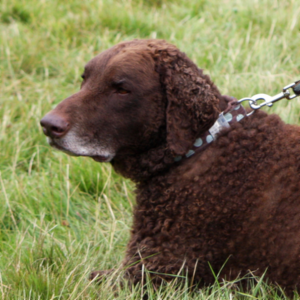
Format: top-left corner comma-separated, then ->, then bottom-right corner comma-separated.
1,0 -> 300,298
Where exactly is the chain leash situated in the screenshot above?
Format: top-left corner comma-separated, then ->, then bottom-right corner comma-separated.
238,80 -> 300,116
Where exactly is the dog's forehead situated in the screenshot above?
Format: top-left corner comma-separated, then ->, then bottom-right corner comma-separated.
84,48 -> 116,74
110,46 -> 152,63
85,45 -> 154,77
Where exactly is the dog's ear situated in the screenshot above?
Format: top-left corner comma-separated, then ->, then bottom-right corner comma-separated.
150,42 -> 221,156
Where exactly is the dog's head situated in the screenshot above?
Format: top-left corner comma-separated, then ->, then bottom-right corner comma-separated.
40,39 -> 222,163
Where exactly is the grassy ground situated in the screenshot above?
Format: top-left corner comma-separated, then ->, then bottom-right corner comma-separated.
1,0 -> 300,298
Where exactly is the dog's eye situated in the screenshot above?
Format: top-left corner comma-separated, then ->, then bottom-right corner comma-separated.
117,88 -> 130,95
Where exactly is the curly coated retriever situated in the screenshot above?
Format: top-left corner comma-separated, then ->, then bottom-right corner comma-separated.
40,39 -> 300,293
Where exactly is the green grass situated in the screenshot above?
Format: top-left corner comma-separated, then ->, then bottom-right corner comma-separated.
1,0 -> 300,298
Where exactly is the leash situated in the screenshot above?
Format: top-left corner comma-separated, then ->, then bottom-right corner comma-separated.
175,80 -> 300,162
238,80 -> 300,116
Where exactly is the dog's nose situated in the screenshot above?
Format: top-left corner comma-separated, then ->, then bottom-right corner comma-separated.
40,113 -> 70,138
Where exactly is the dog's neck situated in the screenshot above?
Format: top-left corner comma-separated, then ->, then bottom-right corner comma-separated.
111,140 -> 174,183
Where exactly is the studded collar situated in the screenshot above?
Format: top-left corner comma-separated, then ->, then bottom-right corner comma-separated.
174,102 -> 246,162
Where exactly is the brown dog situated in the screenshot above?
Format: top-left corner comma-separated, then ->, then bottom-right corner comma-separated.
41,39 -> 300,293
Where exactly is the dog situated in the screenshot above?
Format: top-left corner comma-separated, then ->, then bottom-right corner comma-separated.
40,39 -> 300,293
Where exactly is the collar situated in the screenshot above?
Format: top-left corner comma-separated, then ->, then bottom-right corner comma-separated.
174,103 -> 247,162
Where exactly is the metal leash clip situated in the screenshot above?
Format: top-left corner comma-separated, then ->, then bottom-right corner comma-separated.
238,80 -> 300,116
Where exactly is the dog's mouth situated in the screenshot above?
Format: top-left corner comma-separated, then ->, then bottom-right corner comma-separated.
47,138 -> 113,162
90,156 -> 109,162
47,138 -> 78,156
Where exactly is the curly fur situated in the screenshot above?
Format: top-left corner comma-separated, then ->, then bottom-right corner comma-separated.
41,39 -> 300,294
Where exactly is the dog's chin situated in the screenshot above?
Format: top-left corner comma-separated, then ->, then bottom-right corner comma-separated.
47,138 -> 114,162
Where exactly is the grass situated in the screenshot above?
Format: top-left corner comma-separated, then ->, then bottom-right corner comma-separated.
1,0 -> 300,298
